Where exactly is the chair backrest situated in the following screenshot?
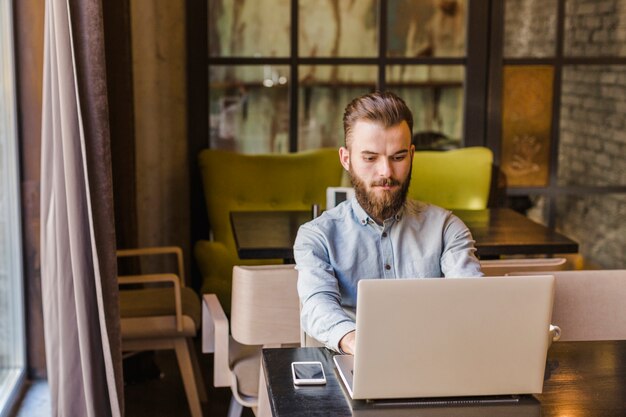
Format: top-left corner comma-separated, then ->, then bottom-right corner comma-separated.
408,147 -> 493,209
198,148 -> 343,255
480,257 -> 567,276
511,270 -> 626,341
230,264 -> 301,346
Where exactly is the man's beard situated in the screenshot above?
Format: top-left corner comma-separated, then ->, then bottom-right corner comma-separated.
348,165 -> 412,222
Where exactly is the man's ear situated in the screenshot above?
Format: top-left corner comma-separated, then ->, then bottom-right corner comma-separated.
339,147 -> 350,171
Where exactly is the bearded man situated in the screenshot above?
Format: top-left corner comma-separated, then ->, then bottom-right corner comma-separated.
294,91 -> 483,355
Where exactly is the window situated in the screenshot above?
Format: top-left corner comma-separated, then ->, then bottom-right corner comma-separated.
206,0 -> 489,153
192,0 -> 626,270
0,0 -> 26,414
498,0 -> 626,268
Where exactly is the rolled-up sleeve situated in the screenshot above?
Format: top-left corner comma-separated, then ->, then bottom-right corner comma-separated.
294,223 -> 356,351
440,213 -> 483,277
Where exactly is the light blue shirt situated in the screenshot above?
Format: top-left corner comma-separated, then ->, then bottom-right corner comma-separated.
294,198 -> 483,351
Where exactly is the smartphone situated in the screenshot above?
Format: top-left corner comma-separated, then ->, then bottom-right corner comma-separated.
291,361 -> 326,385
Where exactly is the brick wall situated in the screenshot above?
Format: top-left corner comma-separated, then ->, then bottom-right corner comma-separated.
505,0 -> 626,269
558,64 -> 626,269
504,0 -> 557,57
559,0 -> 626,268
564,0 -> 626,56
559,65 -> 626,187
555,195 -> 626,269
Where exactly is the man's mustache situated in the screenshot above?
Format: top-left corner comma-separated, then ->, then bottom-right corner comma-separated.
371,178 -> 400,187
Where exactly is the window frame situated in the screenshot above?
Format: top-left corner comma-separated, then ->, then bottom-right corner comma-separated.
486,0 -> 626,229
203,0 -> 490,152
0,0 -> 27,415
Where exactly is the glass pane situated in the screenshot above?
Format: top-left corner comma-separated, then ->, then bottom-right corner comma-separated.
524,193 -> 626,269
387,65 -> 465,149
564,0 -> 626,57
299,0 -> 378,57
388,0 -> 467,58
298,66 -> 376,150
208,0 -> 290,57
501,65 -> 554,187
0,1 -> 25,412
555,194 -> 626,269
210,66 -> 290,153
504,0 -> 557,58
558,65 -> 626,187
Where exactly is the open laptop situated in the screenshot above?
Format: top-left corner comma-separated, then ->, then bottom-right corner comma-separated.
334,275 -> 555,402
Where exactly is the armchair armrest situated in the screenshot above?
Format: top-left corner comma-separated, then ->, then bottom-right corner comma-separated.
118,273 -> 183,332
202,293 -> 231,387
117,246 -> 186,286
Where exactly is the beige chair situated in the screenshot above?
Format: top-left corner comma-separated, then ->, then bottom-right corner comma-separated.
202,264 -> 301,417
549,269 -> 626,341
117,247 -> 206,417
509,270 -> 626,341
480,257 -> 567,276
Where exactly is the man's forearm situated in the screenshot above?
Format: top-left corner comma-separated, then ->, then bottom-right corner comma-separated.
300,295 -> 356,351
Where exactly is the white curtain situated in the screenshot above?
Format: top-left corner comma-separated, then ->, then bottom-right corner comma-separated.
40,0 -> 123,415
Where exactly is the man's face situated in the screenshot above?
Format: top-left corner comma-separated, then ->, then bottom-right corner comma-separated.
339,120 -> 414,222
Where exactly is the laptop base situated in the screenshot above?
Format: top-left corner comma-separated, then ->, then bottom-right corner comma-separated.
362,395 -> 522,407
349,391 -> 540,416
334,362 -> 541,416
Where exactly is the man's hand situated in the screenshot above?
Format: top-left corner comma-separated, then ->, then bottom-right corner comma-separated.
338,331 -> 356,355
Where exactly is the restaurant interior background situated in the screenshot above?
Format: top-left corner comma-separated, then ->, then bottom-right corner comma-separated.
4,0 -> 626,409
192,0 -> 624,277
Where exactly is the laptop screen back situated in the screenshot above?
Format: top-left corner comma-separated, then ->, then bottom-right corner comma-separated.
351,276 -> 555,400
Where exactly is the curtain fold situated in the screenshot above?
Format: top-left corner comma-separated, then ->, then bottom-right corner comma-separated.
41,0 -> 123,416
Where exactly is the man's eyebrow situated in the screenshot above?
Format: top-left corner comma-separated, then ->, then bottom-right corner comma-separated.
389,150 -> 410,158
359,149 -> 410,156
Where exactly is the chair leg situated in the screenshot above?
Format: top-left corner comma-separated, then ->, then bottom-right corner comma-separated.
227,396 -> 243,417
187,338 -> 208,402
256,364 -> 271,417
174,339 -> 203,417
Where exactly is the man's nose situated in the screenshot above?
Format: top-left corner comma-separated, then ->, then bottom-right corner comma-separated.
377,158 -> 392,177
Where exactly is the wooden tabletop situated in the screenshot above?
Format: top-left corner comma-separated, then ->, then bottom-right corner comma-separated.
263,341 -> 626,417
230,208 -> 579,260
230,210 -> 311,260
452,209 -> 579,256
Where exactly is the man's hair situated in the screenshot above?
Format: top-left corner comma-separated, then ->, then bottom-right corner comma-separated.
342,91 -> 414,148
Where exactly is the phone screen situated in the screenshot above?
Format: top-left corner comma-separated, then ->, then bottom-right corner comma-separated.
293,363 -> 324,380
292,361 -> 326,385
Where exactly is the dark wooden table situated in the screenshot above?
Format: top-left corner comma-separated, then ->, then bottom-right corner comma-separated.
230,210 -> 311,260
453,208 -> 578,256
230,208 -> 578,260
262,342 -> 626,417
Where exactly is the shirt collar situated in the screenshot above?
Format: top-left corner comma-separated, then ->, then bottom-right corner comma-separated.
351,198 -> 405,226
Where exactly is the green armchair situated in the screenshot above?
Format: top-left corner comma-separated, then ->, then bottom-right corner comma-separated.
195,148 -> 344,313
408,147 -> 493,210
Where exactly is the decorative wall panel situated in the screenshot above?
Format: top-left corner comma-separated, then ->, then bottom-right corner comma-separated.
501,65 -> 554,187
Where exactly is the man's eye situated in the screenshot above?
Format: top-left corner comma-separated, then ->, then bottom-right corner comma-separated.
363,156 -> 376,162
392,154 -> 407,161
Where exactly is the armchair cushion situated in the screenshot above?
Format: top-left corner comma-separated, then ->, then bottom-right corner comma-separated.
408,147 -> 493,210
196,148 -> 343,312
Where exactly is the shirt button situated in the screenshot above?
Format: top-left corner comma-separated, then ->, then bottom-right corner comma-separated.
385,264 -> 391,270
382,232 -> 388,238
